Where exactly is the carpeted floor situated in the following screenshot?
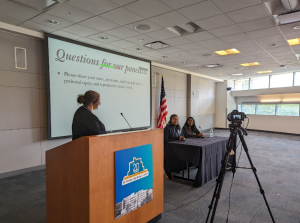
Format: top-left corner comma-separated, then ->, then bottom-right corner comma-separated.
0,130 -> 300,223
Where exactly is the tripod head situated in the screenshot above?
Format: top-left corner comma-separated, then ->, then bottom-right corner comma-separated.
228,123 -> 248,136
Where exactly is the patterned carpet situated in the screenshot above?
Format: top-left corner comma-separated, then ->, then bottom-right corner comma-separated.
0,130 -> 300,223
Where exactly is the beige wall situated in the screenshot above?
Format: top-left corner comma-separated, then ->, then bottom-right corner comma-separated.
0,31 -> 216,175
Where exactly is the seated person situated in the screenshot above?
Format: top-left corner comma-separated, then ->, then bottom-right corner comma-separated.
164,114 -> 185,148
182,117 -> 204,138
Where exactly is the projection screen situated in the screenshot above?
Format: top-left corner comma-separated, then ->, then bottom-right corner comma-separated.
46,34 -> 151,139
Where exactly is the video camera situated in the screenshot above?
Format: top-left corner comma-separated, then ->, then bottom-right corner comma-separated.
227,110 -> 246,123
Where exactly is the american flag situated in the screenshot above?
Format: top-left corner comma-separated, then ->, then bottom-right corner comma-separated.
157,75 -> 168,129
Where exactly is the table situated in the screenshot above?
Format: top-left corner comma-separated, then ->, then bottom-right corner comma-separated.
164,136 -> 228,187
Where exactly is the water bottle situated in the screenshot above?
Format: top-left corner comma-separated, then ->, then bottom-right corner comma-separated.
210,128 -> 213,138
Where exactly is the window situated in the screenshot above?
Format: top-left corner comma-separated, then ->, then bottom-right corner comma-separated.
250,76 -> 269,89
235,79 -> 249,90
241,104 -> 256,114
277,104 -> 300,116
295,72 -> 300,86
270,73 -> 293,88
256,104 -> 276,115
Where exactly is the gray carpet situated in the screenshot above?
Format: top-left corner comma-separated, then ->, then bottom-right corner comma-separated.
0,130 -> 300,223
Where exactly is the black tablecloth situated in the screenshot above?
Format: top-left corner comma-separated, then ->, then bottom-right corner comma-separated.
164,136 -> 228,187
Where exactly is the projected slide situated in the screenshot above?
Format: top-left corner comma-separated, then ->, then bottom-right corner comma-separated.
47,36 -> 151,139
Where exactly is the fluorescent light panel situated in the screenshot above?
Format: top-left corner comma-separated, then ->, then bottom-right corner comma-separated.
257,70 -> 272,74
287,38 -> 300,46
214,48 -> 240,56
241,62 -> 260,67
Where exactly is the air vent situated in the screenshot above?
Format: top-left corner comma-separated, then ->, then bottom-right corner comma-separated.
135,24 -> 152,31
9,0 -> 61,10
144,41 -> 169,50
166,22 -> 204,36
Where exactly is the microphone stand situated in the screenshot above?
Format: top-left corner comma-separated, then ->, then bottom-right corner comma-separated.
120,113 -> 134,131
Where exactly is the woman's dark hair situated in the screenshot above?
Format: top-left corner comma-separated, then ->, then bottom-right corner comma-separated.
77,90 -> 100,107
184,117 -> 196,130
168,114 -> 180,129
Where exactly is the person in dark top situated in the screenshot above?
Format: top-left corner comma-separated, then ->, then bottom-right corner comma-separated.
182,117 -> 204,138
72,90 -> 106,140
164,114 -> 185,148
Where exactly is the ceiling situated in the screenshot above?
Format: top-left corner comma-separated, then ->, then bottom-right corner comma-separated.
1,0 -> 300,80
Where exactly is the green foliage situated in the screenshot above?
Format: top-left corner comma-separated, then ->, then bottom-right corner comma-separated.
277,104 -> 299,116
257,104 -> 276,115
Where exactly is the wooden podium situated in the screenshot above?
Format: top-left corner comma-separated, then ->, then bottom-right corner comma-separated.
46,129 -> 164,223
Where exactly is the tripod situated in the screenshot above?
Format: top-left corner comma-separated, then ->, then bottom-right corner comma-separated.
205,122 -> 275,223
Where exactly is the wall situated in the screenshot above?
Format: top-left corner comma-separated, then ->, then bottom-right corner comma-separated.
236,93 -> 300,134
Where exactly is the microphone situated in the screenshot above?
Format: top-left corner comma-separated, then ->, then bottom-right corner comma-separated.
199,125 -> 203,133
120,113 -> 134,131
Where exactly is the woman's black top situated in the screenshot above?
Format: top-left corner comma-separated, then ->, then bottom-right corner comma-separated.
182,125 -> 201,138
72,106 -> 106,140
164,124 -> 183,148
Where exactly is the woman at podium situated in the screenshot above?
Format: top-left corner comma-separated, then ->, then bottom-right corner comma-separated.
72,90 -> 106,140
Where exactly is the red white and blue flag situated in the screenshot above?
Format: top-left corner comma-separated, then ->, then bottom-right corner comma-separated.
157,75 -> 168,129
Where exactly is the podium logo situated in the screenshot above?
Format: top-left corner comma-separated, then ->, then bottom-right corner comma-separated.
122,157 -> 149,185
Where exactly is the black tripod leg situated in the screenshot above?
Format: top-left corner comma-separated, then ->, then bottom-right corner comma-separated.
237,130 -> 276,223
206,129 -> 237,223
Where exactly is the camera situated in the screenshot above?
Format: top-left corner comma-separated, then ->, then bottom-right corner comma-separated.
227,110 -> 246,123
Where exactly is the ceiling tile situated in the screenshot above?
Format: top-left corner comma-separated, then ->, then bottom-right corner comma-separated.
105,27 -> 139,39
47,3 -> 94,23
79,16 -> 119,32
18,21 -> 57,32
267,46 -> 293,54
109,0 -> 137,6
239,45 -> 262,53
238,17 -> 275,32
176,43 -> 204,50
110,40 -> 138,48
246,50 -> 270,57
184,31 -> 215,42
125,35 -> 157,45
254,34 -> 286,44
160,0 -> 205,10
142,50 -> 166,57
52,30 -> 82,40
260,41 -> 289,50
77,37 -> 103,45
145,29 -> 178,40
0,13 -> 25,25
30,13 -> 74,29
125,19 -> 163,34
0,0 -> 40,19
163,37 -> 192,46
212,0 -> 262,13
194,14 -> 234,30
206,44 -> 233,51
124,0 -> 172,18
177,1 -> 223,21
125,45 -> 153,52
247,27 -> 280,39
66,0 -> 119,15
170,51 -> 193,57
149,11 -> 190,28
189,48 -> 211,55
279,21 -> 300,35
157,47 -> 183,54
284,32 -> 300,40
220,32 -> 249,43
88,33 -> 120,43
226,4 -> 270,23
229,40 -> 257,48
63,24 -> 99,37
208,24 -> 244,37
100,7 -> 143,25
197,38 -> 225,47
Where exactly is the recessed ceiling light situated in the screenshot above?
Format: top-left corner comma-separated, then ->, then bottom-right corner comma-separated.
240,62 -> 260,67
257,71 -> 272,74
206,64 -> 221,68
161,55 -> 168,58
45,19 -> 59,25
293,25 -> 300,30
135,24 -> 152,31
67,12 -> 73,16
215,48 -> 240,56
139,39 -> 144,42
287,38 -> 300,46
99,36 -> 109,40
231,73 -> 243,76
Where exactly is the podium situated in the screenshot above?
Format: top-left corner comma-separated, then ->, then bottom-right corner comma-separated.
46,129 -> 164,223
